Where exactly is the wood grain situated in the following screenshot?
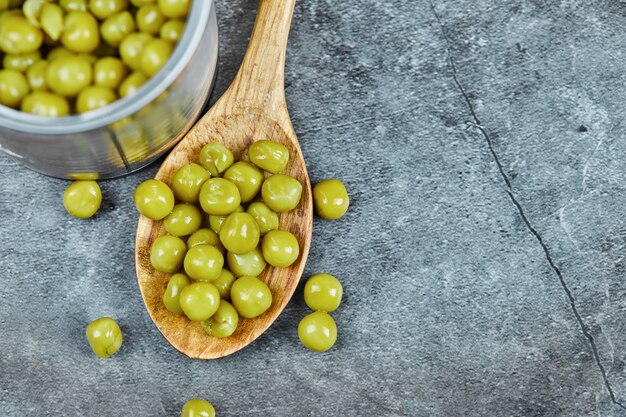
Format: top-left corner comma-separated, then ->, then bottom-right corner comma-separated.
135,0 -> 312,359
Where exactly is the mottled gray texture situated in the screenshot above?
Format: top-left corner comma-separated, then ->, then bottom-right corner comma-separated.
1,0 -> 626,416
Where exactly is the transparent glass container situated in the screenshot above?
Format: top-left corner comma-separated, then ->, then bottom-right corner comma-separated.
0,0 -> 218,179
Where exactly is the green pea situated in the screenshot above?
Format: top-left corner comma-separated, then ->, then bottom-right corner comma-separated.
246,202 -> 279,235
21,91 -> 70,116
159,19 -> 184,42
150,235 -> 186,273
76,85 -> 117,113
0,13 -> 43,54
47,46 -> 74,60
157,0 -> 188,18
40,3 -> 64,41
140,38 -> 172,77
223,161 -> 264,203
199,178 -> 241,216
133,179 -> 175,220
304,273 -> 342,313
212,269 -> 235,299
25,59 -> 47,90
118,70 -> 147,97
200,300 -> 239,338
46,55 -> 93,97
61,11 -> 100,53
94,57 -> 128,89
163,203 -> 202,237
88,0 -> 128,20
179,282 -> 220,321
0,69 -> 29,108
86,317 -> 123,358
207,205 -> 243,234
199,142 -> 234,176
63,180 -> 102,218
219,212 -> 260,255
130,0 -> 155,5
183,244 -> 223,282
119,32 -> 152,69
226,247 -> 266,277
248,140 -> 290,174
181,399 -> 215,417
60,0 -> 88,12
163,272 -> 191,315
187,228 -> 221,250
261,230 -> 299,268
22,0 -> 43,27
261,174 -> 303,212
313,178 -> 349,220
230,276 -> 272,319
170,162 -> 210,203
101,10 -> 136,47
3,50 -> 40,72
136,4 -> 164,34
298,312 -> 337,352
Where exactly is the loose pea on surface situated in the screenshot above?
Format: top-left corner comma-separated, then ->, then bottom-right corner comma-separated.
199,142 -> 234,176
150,235 -> 186,273
0,69 -> 29,107
313,179 -> 349,220
261,230 -> 299,268
248,140 -> 290,174
61,11 -> 100,53
230,276 -> 272,319
163,203 -> 202,237
304,273 -> 343,312
63,180 -> 102,218
179,282 -> 220,321
183,244 -> 224,282
223,161 -> 264,203
21,91 -> 70,116
181,399 -> 215,417
170,163 -> 210,203
199,178 -> 241,216
246,202 -> 279,235
86,317 -> 123,358
133,179 -> 175,220
219,212 -> 260,255
227,247 -> 266,277
76,85 -> 117,113
201,300 -> 239,338
298,311 -> 337,352
163,272 -> 191,315
212,268 -> 235,299
261,174 -> 303,213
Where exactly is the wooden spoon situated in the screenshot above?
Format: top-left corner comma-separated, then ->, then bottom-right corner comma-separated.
135,0 -> 312,359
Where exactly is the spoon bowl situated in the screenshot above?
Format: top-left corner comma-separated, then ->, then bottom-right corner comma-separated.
135,0 -> 312,359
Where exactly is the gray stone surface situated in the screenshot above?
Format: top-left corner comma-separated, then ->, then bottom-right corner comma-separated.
2,0 -> 626,415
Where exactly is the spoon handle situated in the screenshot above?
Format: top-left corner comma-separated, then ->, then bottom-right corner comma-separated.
219,0 -> 297,114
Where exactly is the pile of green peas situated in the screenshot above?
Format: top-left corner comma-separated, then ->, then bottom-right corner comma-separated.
0,0 -> 189,116
134,139 -> 304,338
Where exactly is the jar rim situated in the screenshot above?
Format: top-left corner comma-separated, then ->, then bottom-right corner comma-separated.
0,0 -> 213,135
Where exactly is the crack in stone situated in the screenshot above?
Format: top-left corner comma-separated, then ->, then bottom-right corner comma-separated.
429,3 -> 626,410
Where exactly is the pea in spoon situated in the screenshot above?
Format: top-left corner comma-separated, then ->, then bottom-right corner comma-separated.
135,0 -> 312,359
